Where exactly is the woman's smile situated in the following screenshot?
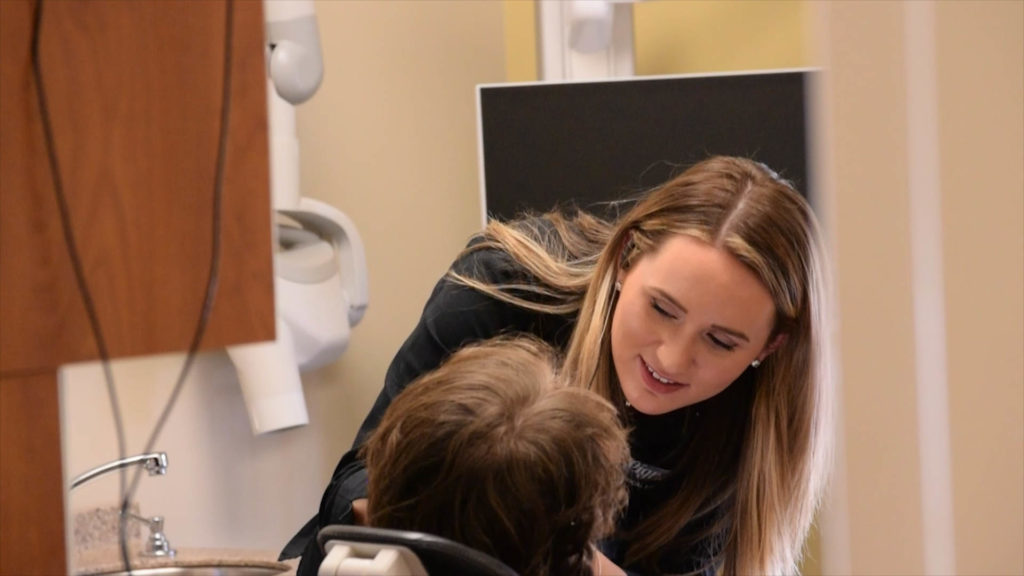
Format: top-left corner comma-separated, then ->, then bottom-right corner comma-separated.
639,357 -> 688,394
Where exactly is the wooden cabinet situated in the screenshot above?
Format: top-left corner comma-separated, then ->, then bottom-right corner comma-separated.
0,1 -> 275,572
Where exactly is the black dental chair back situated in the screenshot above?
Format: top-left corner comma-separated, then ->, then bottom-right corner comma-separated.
317,524 -> 519,576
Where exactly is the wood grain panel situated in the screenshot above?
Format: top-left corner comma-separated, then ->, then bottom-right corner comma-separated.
0,372 -> 66,575
0,0 -> 275,375
0,0 -> 98,375
0,1 -> 275,572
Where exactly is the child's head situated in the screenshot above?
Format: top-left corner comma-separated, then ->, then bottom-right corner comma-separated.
363,336 -> 630,576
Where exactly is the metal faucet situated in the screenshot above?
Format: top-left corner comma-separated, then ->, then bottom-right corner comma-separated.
71,452 -> 176,557
125,513 -> 176,557
71,452 -> 169,489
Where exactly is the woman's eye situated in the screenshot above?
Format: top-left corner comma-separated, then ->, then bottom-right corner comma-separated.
650,299 -> 676,319
708,334 -> 737,351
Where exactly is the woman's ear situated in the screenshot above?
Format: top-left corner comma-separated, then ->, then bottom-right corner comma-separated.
618,231 -> 635,271
757,333 -> 787,362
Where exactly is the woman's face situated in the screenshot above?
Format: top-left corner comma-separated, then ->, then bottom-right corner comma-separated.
611,234 -> 777,415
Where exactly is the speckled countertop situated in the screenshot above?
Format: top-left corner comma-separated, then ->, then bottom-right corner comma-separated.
71,507 -> 297,576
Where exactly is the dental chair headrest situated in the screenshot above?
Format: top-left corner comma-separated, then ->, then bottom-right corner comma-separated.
317,524 -> 518,576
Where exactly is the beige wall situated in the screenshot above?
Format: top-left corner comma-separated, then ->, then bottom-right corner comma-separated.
937,4 -> 1024,572
501,0 -> 808,80
503,0 -> 538,82
812,3 -> 926,572
61,0 -> 506,556
814,1 -> 1023,574
633,0 -> 807,75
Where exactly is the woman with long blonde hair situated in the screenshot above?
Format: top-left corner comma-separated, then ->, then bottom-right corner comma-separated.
284,155 -> 833,575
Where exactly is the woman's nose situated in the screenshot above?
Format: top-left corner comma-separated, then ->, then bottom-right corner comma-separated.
657,333 -> 697,377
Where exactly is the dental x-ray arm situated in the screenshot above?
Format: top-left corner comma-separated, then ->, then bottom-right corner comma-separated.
265,0 -> 323,104
227,2 -> 368,435
280,198 -> 369,329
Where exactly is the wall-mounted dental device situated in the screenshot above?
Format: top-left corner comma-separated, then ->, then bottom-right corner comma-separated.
228,0 -> 369,435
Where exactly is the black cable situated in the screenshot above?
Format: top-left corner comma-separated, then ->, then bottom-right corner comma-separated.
128,0 -> 234,492
120,0 -> 235,563
31,0 -> 235,572
29,0 -> 131,571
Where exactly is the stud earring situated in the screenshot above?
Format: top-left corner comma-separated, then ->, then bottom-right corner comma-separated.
751,359 -> 761,368
614,281 -> 622,292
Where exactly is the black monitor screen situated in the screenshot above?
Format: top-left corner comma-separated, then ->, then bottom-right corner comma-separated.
477,70 -> 813,222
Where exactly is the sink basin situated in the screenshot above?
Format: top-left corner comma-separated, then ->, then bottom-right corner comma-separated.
93,567 -> 287,576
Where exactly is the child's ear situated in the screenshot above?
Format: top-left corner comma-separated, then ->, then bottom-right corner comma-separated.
352,498 -> 369,526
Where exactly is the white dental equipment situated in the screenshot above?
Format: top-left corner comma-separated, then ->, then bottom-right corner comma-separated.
228,0 -> 368,435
